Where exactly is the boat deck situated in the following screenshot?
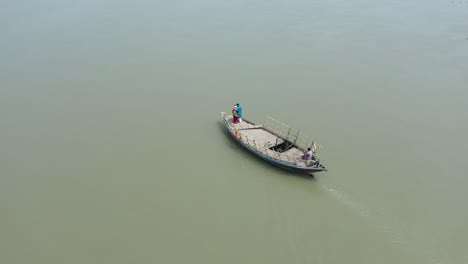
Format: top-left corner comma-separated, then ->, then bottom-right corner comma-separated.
225,117 -> 258,130
240,129 -> 284,149
222,114 -> 310,167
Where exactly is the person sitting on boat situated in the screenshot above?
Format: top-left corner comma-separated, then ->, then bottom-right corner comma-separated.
303,148 -> 315,160
236,103 -> 243,123
232,105 -> 239,123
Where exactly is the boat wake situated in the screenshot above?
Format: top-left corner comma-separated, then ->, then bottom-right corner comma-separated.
317,183 -> 442,264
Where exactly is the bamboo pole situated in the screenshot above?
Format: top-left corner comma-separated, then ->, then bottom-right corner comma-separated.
286,127 -> 291,141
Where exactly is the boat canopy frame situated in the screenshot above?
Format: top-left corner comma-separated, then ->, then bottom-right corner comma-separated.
262,116 -> 322,154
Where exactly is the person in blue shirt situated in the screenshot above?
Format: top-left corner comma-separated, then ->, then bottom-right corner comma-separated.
236,103 -> 243,123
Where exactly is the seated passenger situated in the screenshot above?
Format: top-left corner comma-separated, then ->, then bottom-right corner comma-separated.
303,148 -> 315,160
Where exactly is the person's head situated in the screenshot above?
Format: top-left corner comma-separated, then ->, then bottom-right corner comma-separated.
236,103 -> 240,106
307,148 -> 311,151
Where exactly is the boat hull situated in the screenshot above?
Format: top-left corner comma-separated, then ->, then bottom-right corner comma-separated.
221,114 -> 327,174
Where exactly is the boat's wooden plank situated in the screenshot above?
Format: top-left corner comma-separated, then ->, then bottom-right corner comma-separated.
239,129 -> 284,148
223,114 -> 258,130
282,148 -> 307,167
236,122 -> 257,130
237,125 -> 263,130
263,148 -> 307,167
282,148 -> 304,157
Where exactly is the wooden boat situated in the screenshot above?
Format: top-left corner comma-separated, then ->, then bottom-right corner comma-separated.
221,112 -> 327,174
